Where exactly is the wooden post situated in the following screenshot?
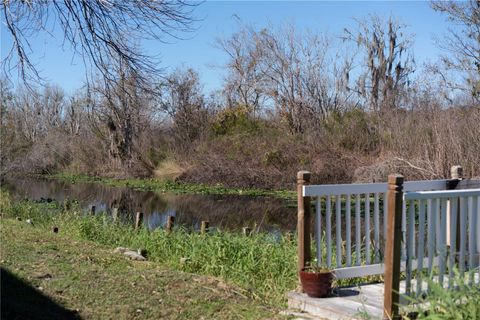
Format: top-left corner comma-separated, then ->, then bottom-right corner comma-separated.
384,174 -> 404,320
242,227 -> 251,236
91,205 -> 96,215
166,216 -> 175,233
135,212 -> 143,230
450,165 -> 463,181
285,231 -> 293,243
112,208 -> 118,222
63,198 -> 71,211
201,221 -> 209,234
446,166 -> 463,261
297,171 -> 312,275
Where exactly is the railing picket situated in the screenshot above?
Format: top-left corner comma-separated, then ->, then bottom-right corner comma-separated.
435,199 -> 442,253
336,195 -> 342,267
448,197 -> 458,289
476,196 -> 480,284
326,195 -> 332,268
365,193 -> 371,264
438,198 -> 447,286
459,197 -> 467,277
427,199 -> 435,281
355,194 -> 361,266
315,197 -> 322,267
416,199 -> 426,296
402,200 -> 407,261
410,202 -> 417,259
406,200 -> 415,296
384,192 -> 388,242
374,193 -> 380,263
467,196 -> 475,285
346,194 -> 352,267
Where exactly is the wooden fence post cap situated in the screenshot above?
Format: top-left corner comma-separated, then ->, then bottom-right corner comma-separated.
450,166 -> 463,179
387,174 -> 404,185
297,171 -> 311,181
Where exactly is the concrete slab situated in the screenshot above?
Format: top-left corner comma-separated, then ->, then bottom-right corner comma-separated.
287,273 -> 480,319
287,283 -> 385,320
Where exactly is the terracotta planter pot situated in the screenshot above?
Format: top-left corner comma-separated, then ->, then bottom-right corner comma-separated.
299,268 -> 334,298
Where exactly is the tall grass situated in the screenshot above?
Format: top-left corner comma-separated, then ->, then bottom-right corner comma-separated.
1,189 -> 390,306
1,190 -> 297,306
406,276 -> 480,319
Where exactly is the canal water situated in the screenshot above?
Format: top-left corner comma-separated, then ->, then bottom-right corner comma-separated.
3,177 -> 297,234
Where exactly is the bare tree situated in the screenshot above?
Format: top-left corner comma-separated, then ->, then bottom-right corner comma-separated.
2,0 -> 198,87
0,78 -> 15,173
430,0 -> 480,102
158,68 -> 208,154
11,86 -> 59,144
88,61 -> 156,170
344,15 -> 415,112
64,94 -> 86,136
256,26 -> 312,133
218,24 -> 354,134
259,26 -> 355,133
40,85 -> 65,129
216,26 -> 265,117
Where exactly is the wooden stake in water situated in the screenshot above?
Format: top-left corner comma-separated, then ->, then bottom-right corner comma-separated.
166,216 -> 175,233
285,231 -> 293,242
201,221 -> 209,234
112,208 -> 118,222
135,212 -> 144,230
91,205 -> 96,215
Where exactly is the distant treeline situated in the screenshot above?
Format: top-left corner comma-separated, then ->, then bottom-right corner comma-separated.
1,9 -> 479,188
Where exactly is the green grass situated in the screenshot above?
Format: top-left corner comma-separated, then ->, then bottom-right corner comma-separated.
5,190 -> 475,319
41,173 -> 296,199
405,277 -> 480,320
1,190 -> 298,307
0,189 -> 389,307
0,219 -> 283,319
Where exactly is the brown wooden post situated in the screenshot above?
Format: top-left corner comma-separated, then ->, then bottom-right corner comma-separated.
242,227 -> 251,236
91,205 -> 96,215
166,216 -> 175,233
63,198 -> 71,211
446,166 -> 463,262
135,212 -> 144,230
285,231 -> 293,243
112,208 -> 118,222
297,171 -> 312,275
201,221 -> 209,234
384,174 -> 404,320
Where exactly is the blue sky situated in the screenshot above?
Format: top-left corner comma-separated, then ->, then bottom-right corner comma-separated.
1,1 -> 450,94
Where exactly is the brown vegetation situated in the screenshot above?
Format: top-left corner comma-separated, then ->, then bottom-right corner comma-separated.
1,6 -> 479,188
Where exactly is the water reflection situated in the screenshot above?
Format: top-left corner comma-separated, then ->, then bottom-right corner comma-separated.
3,178 -> 297,233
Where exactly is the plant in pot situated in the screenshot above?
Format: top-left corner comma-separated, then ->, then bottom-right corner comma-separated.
299,264 -> 335,298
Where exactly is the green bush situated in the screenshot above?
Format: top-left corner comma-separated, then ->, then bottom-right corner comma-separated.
211,105 -> 260,136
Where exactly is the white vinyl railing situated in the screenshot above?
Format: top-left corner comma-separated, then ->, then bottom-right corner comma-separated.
403,189 -> 480,296
303,179 -> 480,281
303,179 -> 450,279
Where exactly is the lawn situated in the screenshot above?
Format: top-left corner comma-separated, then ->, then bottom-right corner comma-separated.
0,219 -> 284,319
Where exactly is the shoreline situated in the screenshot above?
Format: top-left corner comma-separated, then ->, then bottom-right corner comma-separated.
38,173 -> 297,199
